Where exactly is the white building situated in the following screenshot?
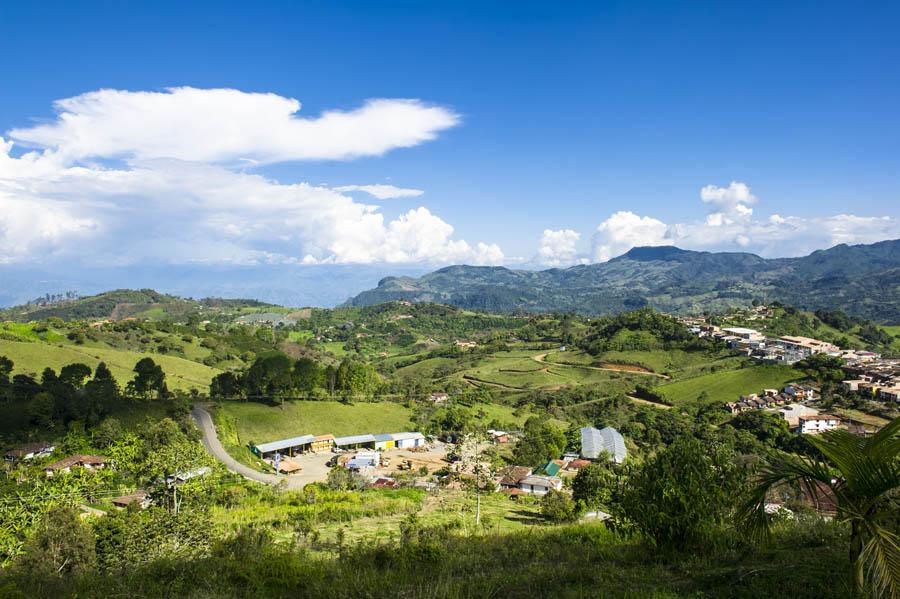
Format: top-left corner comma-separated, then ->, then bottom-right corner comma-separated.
518,475 -> 563,496
779,404 -> 818,428
391,432 -> 426,449
798,414 -> 840,435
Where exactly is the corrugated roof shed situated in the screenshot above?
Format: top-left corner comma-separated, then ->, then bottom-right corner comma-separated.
254,435 -> 315,454
334,434 -> 376,446
580,426 -> 627,463
373,433 -> 394,442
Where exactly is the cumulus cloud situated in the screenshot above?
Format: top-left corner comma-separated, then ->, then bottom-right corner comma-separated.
333,184 -> 424,199
589,182 -> 900,261
0,88 -> 503,267
10,88 -> 460,164
592,211 -> 670,262
536,229 -> 582,266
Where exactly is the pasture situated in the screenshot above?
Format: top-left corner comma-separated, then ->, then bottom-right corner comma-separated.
655,364 -> 802,406
0,339 -> 221,392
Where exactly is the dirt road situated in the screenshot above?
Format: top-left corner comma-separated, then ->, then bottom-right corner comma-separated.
191,405 -> 330,490
531,353 -> 669,379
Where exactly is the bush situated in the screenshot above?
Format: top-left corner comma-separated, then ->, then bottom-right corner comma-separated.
541,490 -> 579,523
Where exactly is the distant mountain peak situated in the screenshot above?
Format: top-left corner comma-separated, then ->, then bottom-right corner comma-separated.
618,246 -> 695,261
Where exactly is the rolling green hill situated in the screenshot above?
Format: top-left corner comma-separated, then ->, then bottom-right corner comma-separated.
0,339 -> 221,392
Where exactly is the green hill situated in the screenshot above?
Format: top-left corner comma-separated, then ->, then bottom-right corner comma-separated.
0,339 -> 221,392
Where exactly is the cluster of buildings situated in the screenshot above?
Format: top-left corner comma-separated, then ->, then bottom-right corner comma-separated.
725,388 -> 842,435
688,323 -> 843,365
842,358 -> 900,404
251,430 -> 427,474
493,426 -> 627,497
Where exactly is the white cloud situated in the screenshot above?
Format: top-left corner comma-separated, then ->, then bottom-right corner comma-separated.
592,211 -> 670,262
588,182 -> 900,261
333,184 -> 424,199
536,229 -> 582,266
10,87 -> 460,164
0,88 -> 503,267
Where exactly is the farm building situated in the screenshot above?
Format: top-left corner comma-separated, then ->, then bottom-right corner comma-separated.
497,466 -> 532,489
334,434 -> 376,450
4,442 -> 55,462
44,455 -> 108,477
519,475 -> 563,495
311,435 -> 334,453
252,434 -> 316,459
347,451 -> 380,470
580,426 -> 627,463
111,491 -> 151,509
391,432 -> 426,448
373,434 -> 395,450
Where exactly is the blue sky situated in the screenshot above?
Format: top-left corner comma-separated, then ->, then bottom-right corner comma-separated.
1,0 -> 898,279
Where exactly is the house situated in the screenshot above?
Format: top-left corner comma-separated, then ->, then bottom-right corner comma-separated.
454,340 -> 478,349
580,426 -> 627,463
777,336 -> 840,361
778,404 -> 818,428
783,385 -> 816,401
518,475 -> 563,496
429,392 -> 449,404
333,434 -> 376,451
4,442 -> 55,462
798,414 -> 840,435
252,434 -> 316,459
497,466 -> 532,489
488,429 -> 510,444
877,387 -> 900,402
565,459 -> 592,471
391,432 -> 426,449
722,327 -> 765,342
44,455 -> 107,477
111,490 -> 151,509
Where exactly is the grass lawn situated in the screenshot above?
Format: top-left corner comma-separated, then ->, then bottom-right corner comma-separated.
215,400 -> 415,443
0,339 -> 221,392
656,364 -> 802,406
395,357 -> 457,378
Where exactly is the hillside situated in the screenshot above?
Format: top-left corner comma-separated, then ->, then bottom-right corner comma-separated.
0,289 -> 273,322
347,240 -> 900,323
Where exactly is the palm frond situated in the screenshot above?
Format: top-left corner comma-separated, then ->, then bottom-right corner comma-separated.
859,522 -> 900,599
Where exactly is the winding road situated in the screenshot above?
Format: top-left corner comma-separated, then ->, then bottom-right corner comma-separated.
191,405 -> 326,490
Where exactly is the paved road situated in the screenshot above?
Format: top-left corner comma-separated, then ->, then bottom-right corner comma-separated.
191,405 -> 328,490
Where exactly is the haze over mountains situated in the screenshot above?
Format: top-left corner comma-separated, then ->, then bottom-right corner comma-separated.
347,240 -> 900,323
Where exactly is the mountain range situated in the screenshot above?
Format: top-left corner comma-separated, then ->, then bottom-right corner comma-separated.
346,240 -> 900,323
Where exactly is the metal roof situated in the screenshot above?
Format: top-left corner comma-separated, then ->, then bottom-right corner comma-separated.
520,475 -> 561,487
334,434 -> 376,446
254,435 -> 315,454
391,432 -> 425,441
580,426 -> 627,463
373,433 -> 394,442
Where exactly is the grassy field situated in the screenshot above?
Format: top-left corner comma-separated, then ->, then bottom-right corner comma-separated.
0,339 -> 221,392
214,400 -> 416,443
655,364 -> 802,406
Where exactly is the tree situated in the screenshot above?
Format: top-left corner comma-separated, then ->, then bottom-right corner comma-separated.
293,357 -> 324,394
128,358 -> 168,399
617,438 -> 746,551
741,418 -> 900,597
210,371 -> 243,399
795,353 -> 845,400
514,417 -> 566,467
244,354 -> 293,398
84,362 -> 120,403
0,355 -> 12,401
727,410 -> 791,448
335,359 -> 380,398
14,506 -> 96,578
541,489 -> 579,522
59,363 -> 92,388
572,464 -> 615,510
